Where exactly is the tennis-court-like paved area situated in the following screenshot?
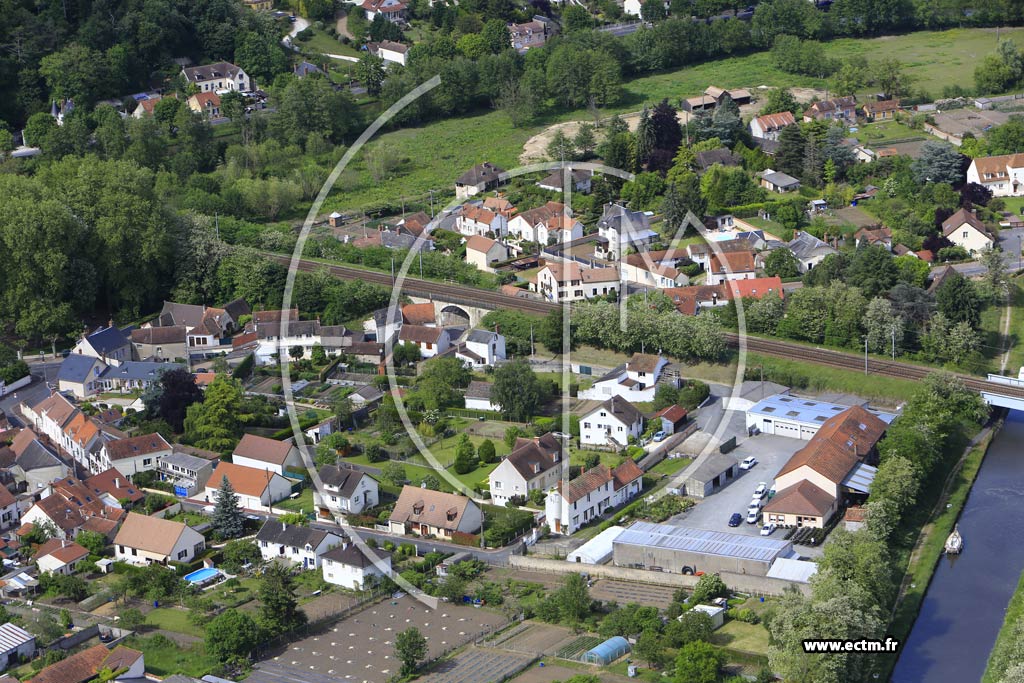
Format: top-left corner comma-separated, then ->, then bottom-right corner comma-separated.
245,595 -> 508,683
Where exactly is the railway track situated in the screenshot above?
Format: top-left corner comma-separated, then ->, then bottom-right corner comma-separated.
727,333 -> 1024,400
276,254 -> 1024,400
268,254 -> 559,315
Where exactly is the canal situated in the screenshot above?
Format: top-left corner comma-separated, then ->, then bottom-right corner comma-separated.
893,412 -> 1024,682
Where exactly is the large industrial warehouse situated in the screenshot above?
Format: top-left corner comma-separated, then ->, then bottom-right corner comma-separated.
612,521 -> 795,576
745,393 -> 895,440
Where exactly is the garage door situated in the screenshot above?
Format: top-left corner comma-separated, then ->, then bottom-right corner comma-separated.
774,421 -> 802,438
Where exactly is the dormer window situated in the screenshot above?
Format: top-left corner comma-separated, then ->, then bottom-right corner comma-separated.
413,503 -> 424,514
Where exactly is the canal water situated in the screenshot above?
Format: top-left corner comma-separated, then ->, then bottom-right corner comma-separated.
893,412 -> 1024,682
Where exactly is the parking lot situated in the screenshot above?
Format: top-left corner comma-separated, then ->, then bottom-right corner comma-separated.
669,434 -> 803,538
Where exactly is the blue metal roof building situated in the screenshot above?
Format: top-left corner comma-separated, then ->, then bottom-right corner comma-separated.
582,636 -> 630,665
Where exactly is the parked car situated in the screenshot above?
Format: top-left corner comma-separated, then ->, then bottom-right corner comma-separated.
746,509 -> 761,524
761,523 -> 777,536
551,432 -> 571,441
740,456 -> 757,470
653,430 -> 667,442
747,500 -> 762,514
728,513 -> 743,527
753,482 -> 768,499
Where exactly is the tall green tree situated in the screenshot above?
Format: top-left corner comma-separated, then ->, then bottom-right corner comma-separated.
492,359 -> 543,421
258,563 -> 306,634
212,476 -> 245,539
395,627 -> 428,675
206,609 -> 263,663
183,376 -> 244,452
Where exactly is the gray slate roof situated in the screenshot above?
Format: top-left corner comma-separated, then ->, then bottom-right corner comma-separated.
16,438 -> 64,471
100,361 -> 182,382
787,231 -> 836,260
598,203 -> 650,232
465,329 -> 498,344
159,301 -> 206,329
761,170 -> 800,188
57,355 -> 101,383
321,543 -> 390,568
84,326 -> 130,355
255,521 -> 338,548
318,464 -> 367,497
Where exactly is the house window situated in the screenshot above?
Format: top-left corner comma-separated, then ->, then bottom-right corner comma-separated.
261,541 -> 268,547
178,549 -> 188,560
494,481 -> 502,490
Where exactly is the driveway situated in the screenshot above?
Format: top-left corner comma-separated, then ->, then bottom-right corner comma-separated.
690,382 -> 755,445
668,434 -> 805,538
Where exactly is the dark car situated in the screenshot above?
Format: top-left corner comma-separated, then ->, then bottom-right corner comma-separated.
728,513 -> 743,527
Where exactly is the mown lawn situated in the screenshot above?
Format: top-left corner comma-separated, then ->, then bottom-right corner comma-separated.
746,352 -> 920,404
295,27 -> 361,57
854,120 -> 927,145
710,619 -> 771,655
275,487 -> 315,513
146,607 -> 204,638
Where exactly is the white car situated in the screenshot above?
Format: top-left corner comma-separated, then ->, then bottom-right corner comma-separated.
740,456 -> 757,471
760,523 -> 777,536
746,509 -> 761,524
747,500 -> 762,513
753,482 -> 768,499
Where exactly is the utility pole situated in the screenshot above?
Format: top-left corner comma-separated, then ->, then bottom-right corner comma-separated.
864,338 -> 868,375
428,189 -> 436,218
418,251 -> 423,278
891,325 -> 896,360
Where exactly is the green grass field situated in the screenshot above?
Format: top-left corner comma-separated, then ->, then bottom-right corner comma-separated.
824,28 -> 1024,98
321,27 -> 1024,213
146,608 -> 205,638
854,120 -> 926,145
710,619 -> 771,655
295,28 -> 361,58
124,635 -> 219,677
746,352 -> 920,404
1003,197 -> 1024,216
984,569 -> 1024,682
275,487 -> 315,512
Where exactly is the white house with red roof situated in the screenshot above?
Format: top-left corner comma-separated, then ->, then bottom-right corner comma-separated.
456,204 -> 509,238
532,262 -> 619,302
361,0 -> 407,21
545,460 -> 643,535
749,111 -> 796,140
398,324 -> 450,359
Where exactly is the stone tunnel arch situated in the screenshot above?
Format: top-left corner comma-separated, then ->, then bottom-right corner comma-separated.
438,304 -> 472,328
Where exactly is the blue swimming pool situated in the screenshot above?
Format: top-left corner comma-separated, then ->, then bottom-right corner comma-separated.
184,567 -> 220,584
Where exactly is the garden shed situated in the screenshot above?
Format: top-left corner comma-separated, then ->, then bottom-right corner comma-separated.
582,636 -> 630,665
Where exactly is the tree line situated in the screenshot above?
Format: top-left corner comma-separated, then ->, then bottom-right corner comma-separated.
766,373 -> 988,683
